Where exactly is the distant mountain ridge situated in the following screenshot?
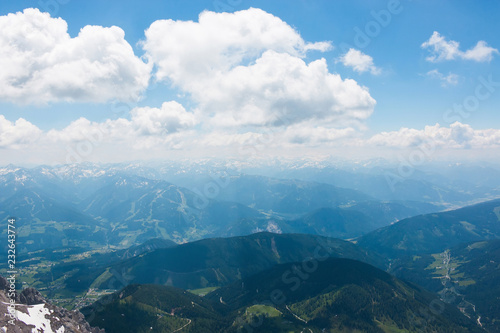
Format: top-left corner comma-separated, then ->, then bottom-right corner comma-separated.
0,163 -> 445,254
357,198 -> 500,258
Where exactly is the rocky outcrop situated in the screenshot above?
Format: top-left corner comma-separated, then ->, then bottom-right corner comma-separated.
0,275 -> 104,333
18,287 -> 46,306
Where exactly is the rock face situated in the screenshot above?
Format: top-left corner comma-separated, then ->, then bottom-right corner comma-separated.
18,288 -> 46,306
0,276 -> 104,333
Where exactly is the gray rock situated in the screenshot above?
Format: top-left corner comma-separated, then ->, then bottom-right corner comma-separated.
0,275 -> 105,333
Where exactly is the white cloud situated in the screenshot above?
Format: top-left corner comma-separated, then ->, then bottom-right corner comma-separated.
201,125 -> 356,148
0,8 -> 377,157
338,49 -> 381,75
201,131 -> 267,147
421,31 -> 498,62
197,51 -> 376,128
462,40 -> 499,62
426,69 -> 459,87
283,125 -> 356,145
0,116 -> 42,148
131,101 -> 198,136
143,9 -> 374,132
367,122 -> 500,149
46,101 -> 197,149
143,8 -> 332,84
47,118 -> 109,142
0,8 -> 151,104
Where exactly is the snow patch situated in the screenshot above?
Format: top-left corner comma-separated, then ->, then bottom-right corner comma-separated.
15,304 -> 58,333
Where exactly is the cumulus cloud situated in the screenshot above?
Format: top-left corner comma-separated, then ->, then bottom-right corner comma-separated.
47,117 -> 111,142
1,8 -> 376,155
0,116 -> 42,148
201,125 -> 356,148
338,49 -> 381,75
0,8 -> 151,104
426,69 -> 459,87
201,131 -> 268,147
143,9 -> 374,132
198,51 -> 375,128
143,8 -> 332,84
367,122 -> 500,149
283,125 -> 356,145
421,31 -> 498,62
1,8 -> 378,159
46,101 -> 197,149
130,102 -> 198,136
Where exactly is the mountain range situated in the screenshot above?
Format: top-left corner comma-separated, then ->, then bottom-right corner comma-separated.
0,163 -> 448,254
2,161 -> 500,332
357,198 -> 500,258
36,232 -> 380,294
81,258 -> 484,332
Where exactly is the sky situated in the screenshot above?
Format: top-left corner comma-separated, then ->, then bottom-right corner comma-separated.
0,0 -> 500,166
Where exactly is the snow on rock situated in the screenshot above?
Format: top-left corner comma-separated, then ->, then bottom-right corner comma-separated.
0,276 -> 102,333
15,304 -> 54,332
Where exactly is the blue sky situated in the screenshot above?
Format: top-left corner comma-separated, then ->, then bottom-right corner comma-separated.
0,0 -> 499,165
